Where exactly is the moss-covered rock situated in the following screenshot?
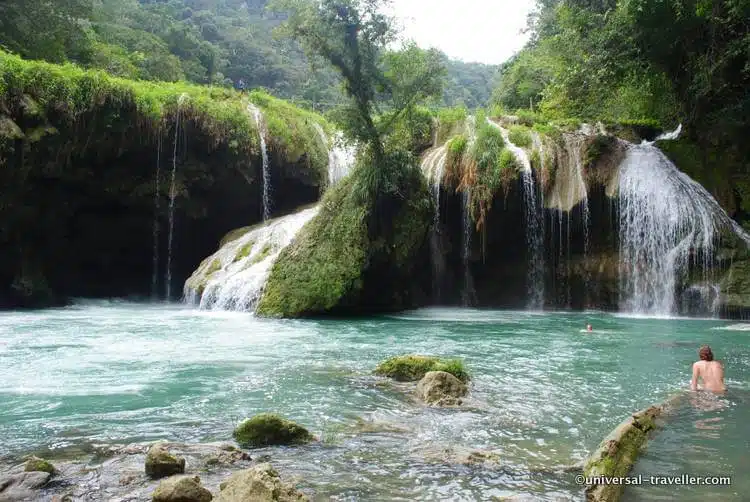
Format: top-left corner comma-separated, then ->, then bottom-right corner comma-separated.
215,463 -> 308,502
145,444 -> 186,479
256,162 -> 433,318
24,456 -> 55,475
233,414 -> 313,448
375,355 -> 470,383
416,371 -> 468,406
152,475 -> 213,502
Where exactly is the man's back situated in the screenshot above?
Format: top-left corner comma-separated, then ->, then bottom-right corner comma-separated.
692,360 -> 725,392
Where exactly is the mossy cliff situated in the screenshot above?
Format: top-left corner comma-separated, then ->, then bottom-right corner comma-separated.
0,51 -> 331,308
256,158 -> 433,317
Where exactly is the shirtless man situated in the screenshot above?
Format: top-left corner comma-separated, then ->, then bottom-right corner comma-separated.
690,345 -> 726,393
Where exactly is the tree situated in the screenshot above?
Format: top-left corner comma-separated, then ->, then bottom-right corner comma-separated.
269,0 -> 444,194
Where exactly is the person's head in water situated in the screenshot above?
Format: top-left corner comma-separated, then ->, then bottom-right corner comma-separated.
699,345 -> 714,361
586,324 -> 592,332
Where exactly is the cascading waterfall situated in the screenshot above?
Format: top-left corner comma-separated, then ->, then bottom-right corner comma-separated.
490,120 -> 545,309
617,128 -> 749,315
461,189 -> 475,306
314,125 -> 355,186
186,207 -> 320,311
165,93 -> 188,300
184,128 -> 355,312
420,145 -> 448,301
151,136 -> 162,299
249,104 -> 272,221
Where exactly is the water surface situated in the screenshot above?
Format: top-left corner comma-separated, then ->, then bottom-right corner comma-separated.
0,303 -> 746,500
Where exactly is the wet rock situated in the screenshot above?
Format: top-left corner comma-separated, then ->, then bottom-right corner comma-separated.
215,464 -> 308,502
24,456 -> 55,474
415,371 -> 468,406
416,445 -> 502,467
145,443 -> 186,479
375,355 -> 470,382
152,475 -> 213,502
233,414 -> 312,448
0,471 -> 52,500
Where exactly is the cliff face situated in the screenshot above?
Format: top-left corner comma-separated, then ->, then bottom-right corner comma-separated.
0,52 -> 330,308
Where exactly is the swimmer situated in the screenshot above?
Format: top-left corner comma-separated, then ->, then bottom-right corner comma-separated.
690,345 -> 726,393
586,324 -> 592,332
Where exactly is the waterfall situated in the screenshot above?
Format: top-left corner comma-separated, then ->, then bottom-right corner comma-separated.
166,93 -> 187,300
420,145 -> 448,302
489,120 -> 545,308
249,104 -> 272,221
461,190 -> 475,306
185,207 -> 320,311
151,135 -> 162,300
314,125 -> 355,186
617,134 -> 749,315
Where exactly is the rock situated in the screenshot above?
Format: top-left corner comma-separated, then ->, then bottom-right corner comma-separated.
145,443 -> 186,479
215,464 -> 308,502
415,371 -> 468,406
24,456 -> 55,474
152,475 -> 213,502
233,414 -> 312,448
0,471 -> 52,500
375,355 -> 470,382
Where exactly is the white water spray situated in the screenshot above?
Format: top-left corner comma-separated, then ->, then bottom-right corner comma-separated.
166,93 -> 188,300
618,128 -> 749,315
185,207 -> 319,311
249,104 -> 272,221
489,120 -> 545,309
420,145 -> 448,301
314,124 -> 355,187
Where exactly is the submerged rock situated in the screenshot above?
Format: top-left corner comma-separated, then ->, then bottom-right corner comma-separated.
415,371 -> 468,406
145,443 -> 186,479
152,475 -> 213,502
23,456 -> 55,474
233,414 -> 313,448
376,354 -> 470,382
215,463 -> 308,502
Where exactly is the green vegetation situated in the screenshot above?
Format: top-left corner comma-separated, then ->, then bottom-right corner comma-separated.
436,107 -> 469,144
375,355 -> 470,383
233,413 -> 313,448
250,243 -> 275,265
382,106 -> 434,156
234,241 -> 255,262
508,125 -> 532,148
24,456 -> 55,474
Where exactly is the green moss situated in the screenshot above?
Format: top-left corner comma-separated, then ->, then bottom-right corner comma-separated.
206,259 -> 221,275
24,456 -> 55,474
375,355 -> 470,383
250,243 -> 274,265
234,241 -> 255,263
508,125 -> 532,148
233,413 -> 313,448
256,159 -> 432,318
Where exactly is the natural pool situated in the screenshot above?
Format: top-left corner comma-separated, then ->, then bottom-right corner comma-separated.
0,303 -> 747,500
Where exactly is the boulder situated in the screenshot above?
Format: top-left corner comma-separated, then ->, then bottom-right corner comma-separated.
0,471 -> 52,500
145,444 -> 186,479
24,456 -> 55,474
415,371 -> 468,406
375,355 -> 469,382
152,475 -> 213,502
215,464 -> 308,502
233,414 -> 312,448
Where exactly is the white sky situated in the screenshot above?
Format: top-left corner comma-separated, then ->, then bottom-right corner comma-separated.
390,0 -> 536,65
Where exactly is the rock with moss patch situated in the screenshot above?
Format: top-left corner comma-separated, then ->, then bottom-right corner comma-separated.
215,463 -> 307,502
152,475 -> 213,502
256,163 -> 433,318
416,371 -> 468,406
24,456 -> 55,475
233,414 -> 313,448
375,354 -> 469,382
145,444 -> 186,479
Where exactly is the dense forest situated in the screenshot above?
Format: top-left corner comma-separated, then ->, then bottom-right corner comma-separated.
0,0 -> 498,109
492,0 -> 750,217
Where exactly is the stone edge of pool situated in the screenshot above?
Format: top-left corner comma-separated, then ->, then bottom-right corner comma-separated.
583,392 -> 684,502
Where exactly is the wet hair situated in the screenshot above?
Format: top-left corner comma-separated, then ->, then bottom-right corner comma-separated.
698,345 -> 714,362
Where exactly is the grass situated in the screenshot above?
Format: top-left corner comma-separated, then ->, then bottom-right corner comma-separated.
436,106 -> 468,144
508,125 -> 533,148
